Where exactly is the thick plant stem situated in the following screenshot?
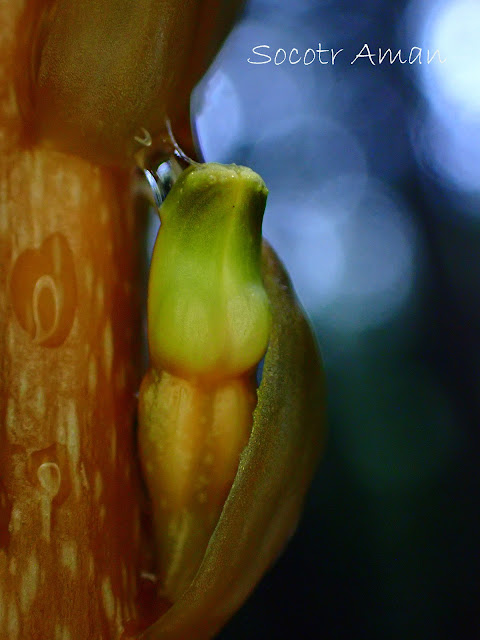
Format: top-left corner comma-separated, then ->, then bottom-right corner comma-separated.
0,2 -> 146,638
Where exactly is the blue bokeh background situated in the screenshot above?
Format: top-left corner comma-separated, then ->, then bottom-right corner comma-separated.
189,0 -> 480,638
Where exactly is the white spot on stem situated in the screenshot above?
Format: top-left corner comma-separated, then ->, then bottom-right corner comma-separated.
61,541 -> 78,573
20,554 -> 40,613
101,577 -> 115,620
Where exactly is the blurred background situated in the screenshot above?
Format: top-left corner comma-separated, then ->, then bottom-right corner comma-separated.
188,0 -> 480,638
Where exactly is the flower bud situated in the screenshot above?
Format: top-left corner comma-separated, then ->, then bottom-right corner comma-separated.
148,163 -> 272,381
137,162 -> 325,640
139,162 -> 273,608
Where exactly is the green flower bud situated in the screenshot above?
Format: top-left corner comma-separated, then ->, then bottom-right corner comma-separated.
148,163 -> 272,381
136,162 -> 325,640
